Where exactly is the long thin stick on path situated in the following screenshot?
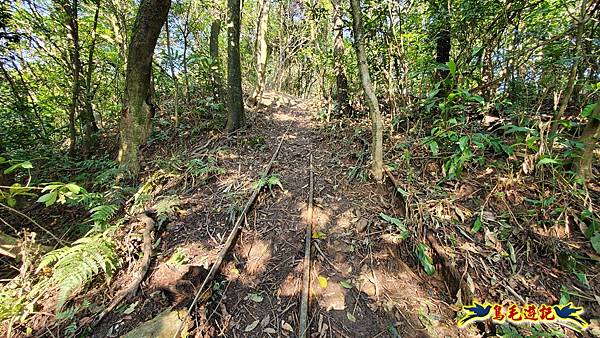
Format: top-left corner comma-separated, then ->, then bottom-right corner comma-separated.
298,153 -> 314,338
173,129 -> 288,338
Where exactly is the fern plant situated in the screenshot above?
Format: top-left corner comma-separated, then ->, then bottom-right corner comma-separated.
89,204 -> 119,231
36,230 -> 119,310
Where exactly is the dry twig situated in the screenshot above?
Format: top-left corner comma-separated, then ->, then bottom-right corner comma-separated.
299,153 -> 314,338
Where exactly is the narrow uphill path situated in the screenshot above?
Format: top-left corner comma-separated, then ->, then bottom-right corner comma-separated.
208,92 -> 469,338
93,92 -> 471,338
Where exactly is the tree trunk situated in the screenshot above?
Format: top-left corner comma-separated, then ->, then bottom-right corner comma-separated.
82,0 -> 101,154
117,0 -> 170,175
550,0 -> 587,137
333,0 -> 349,115
61,0 -> 81,155
249,0 -> 271,106
350,0 -> 383,182
209,19 -> 225,102
575,102 -> 600,180
165,18 -> 180,128
430,0 -> 450,97
226,0 -> 245,132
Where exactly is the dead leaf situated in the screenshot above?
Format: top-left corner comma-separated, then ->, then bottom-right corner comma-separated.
246,293 -> 263,303
282,322 -> 293,332
261,314 -> 270,327
263,328 -> 277,334
244,320 -> 259,332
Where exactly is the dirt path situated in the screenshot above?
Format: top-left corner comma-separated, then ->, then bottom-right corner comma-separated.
202,93 -> 470,337
94,92 -> 471,338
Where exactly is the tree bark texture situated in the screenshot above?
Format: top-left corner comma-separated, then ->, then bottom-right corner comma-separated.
333,0 -> 349,115
209,19 -> 225,102
250,0 -> 271,106
575,102 -> 600,180
350,0 -> 383,182
61,0 -> 81,155
82,0 -> 101,153
117,0 -> 170,175
226,0 -> 245,132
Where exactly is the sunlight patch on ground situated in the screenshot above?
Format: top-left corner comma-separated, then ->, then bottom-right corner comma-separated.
313,262 -> 347,311
237,238 -> 272,284
277,264 -> 302,297
272,111 -> 301,122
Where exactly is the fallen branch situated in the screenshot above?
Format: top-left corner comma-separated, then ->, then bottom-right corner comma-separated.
299,153 -> 314,338
95,212 -> 155,325
173,128 -> 288,338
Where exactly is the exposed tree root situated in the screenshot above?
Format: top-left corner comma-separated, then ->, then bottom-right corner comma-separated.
95,212 -> 156,325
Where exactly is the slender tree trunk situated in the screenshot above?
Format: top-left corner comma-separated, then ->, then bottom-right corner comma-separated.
249,0 -> 271,106
61,0 -> 81,155
117,0 -> 170,175
209,19 -> 225,102
165,19 -> 180,128
575,102 -> 600,180
431,0 -> 450,97
226,0 -> 245,132
333,0 -> 349,115
350,0 -> 383,182
82,0 -> 101,154
550,0 -> 587,137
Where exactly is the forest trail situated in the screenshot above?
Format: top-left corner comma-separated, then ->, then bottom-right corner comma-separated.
101,92 -> 468,338
209,92 -> 466,337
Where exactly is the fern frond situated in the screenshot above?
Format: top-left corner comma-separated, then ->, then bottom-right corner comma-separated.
37,232 -> 120,311
90,204 -> 118,224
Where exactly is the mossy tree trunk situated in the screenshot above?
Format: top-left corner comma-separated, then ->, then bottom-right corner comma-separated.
226,0 -> 245,132
350,0 -> 383,182
117,0 -> 170,175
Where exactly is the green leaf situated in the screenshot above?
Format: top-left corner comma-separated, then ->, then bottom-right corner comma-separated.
458,136 -> 469,151
428,140 -> 439,156
396,187 -> 408,197
416,243 -> 435,276
37,191 -> 58,207
537,157 -> 562,166
582,103 -> 597,118
559,286 -> 570,305
471,217 -> 483,233
591,233 -> 600,255
65,183 -> 81,194
574,271 -> 589,288
447,59 -> 456,76
471,95 -> 484,104
339,280 -> 353,289
387,324 -> 401,338
346,312 -> 356,322
379,213 -> 406,231
6,197 -> 16,207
